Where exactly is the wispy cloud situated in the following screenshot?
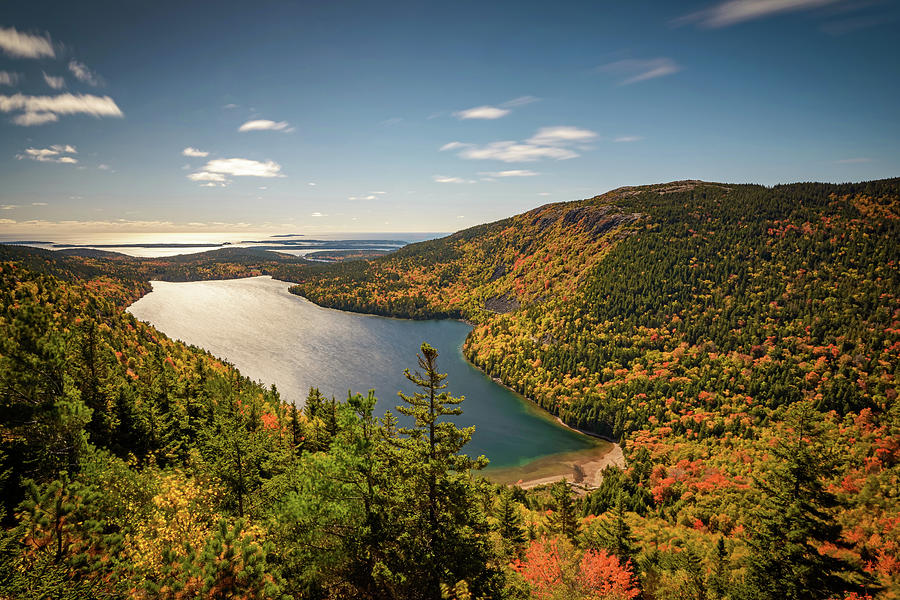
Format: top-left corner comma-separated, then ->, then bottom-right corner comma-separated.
460,143 -> 578,161
433,175 -> 476,184
42,72 -> 65,89
528,126 -> 597,146
188,158 -> 284,186
614,135 -> 643,142
479,169 -> 539,177
182,147 -> 209,157
238,119 -> 294,132
347,195 -> 378,200
453,96 -> 539,120
676,0 -> 842,28
16,144 -> 78,164
0,71 -> 20,86
501,95 -> 540,108
443,126 -> 597,163
311,212 -> 326,217
12,111 -> 58,126
454,105 -> 510,120
834,157 -> 872,164
598,58 -> 681,85
68,60 -> 102,86
0,26 -> 55,59
0,93 -> 124,126
440,141 -> 469,151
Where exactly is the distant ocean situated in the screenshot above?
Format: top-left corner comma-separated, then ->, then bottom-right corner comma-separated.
0,231 -> 447,258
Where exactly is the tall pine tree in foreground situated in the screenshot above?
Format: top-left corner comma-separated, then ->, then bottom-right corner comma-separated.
394,342 -> 499,599
745,401 -> 867,600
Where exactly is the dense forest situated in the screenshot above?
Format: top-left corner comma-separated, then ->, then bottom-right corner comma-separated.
289,179 -> 900,598
0,178 -> 897,598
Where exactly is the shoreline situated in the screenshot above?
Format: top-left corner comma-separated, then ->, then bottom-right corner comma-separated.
477,368 -> 625,491
137,275 -> 626,490
285,277 -> 628,490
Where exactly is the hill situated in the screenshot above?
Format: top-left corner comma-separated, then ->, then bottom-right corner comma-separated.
289,178 -> 900,596
1,178 -> 898,598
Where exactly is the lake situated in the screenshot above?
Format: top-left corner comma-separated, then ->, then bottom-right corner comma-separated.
126,276 -> 597,469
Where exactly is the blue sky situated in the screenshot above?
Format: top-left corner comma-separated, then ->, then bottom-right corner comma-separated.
1,0 -> 898,236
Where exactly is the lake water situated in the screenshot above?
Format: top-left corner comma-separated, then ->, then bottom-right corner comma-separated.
126,276 -> 595,469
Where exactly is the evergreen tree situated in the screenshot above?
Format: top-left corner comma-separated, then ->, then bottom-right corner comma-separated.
746,401 -> 866,599
495,487 -> 527,558
548,479 -> 579,543
597,492 -> 635,563
393,342 -> 499,599
708,536 -> 730,600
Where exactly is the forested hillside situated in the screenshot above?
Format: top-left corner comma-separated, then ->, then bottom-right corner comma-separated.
290,179 -> 900,597
0,178 -> 897,599
0,258 -> 528,598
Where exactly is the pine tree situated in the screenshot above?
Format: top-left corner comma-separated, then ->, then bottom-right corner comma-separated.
708,536 -> 730,600
393,342 -> 497,599
746,401 -> 866,599
496,487 -> 527,558
548,479 -> 579,543
596,492 -> 636,563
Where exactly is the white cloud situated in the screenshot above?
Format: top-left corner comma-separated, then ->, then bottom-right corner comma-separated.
479,169 -> 539,177
1,204 -> 18,210
238,119 -> 293,132
17,144 -> 78,164
614,135 -> 643,142
446,125 -> 598,163
0,71 -> 20,86
0,26 -> 54,59
835,157 -> 872,164
677,0 -> 840,28
203,158 -> 283,177
311,212 -> 325,217
12,111 -> 58,126
598,58 -> 681,85
32,202 -> 48,206
370,191 -> 387,195
528,126 -> 597,146
182,146 -> 209,157
433,175 -> 476,184
68,60 -> 101,86
0,93 -> 124,125
347,195 -> 378,200
440,141 -> 470,151
0,219 -> 15,224
97,163 -> 111,170
308,182 -> 316,186
188,171 -> 227,183
223,103 -> 239,109
454,105 -> 510,120
459,141 -> 578,162
188,158 -> 284,185
502,95 -> 540,107
42,72 -> 65,89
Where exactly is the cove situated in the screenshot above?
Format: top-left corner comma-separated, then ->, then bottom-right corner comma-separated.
126,276 -> 598,470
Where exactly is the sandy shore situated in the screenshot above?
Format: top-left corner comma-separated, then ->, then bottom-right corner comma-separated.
484,439 -> 625,491
477,375 -> 626,491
